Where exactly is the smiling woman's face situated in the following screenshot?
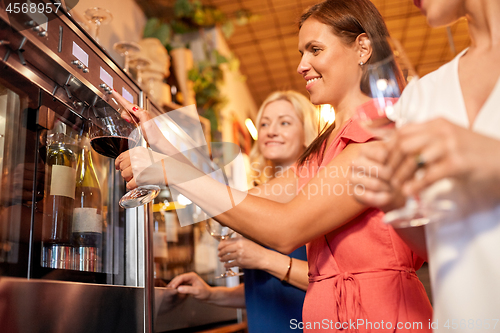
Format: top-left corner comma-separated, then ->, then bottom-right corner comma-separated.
297,18 -> 361,107
257,100 -> 305,168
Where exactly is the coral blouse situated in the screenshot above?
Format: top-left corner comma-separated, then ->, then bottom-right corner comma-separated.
297,118 -> 432,332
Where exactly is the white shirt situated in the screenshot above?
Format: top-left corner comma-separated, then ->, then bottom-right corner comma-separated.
398,49 -> 500,331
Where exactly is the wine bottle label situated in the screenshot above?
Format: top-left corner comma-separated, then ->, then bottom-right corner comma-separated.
72,208 -> 103,233
50,165 -> 76,199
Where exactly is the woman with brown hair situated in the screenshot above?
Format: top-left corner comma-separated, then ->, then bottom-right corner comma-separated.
114,0 -> 432,330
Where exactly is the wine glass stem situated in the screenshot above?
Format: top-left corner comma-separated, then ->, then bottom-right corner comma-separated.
124,53 -> 130,73
137,70 -> 143,85
94,20 -> 101,42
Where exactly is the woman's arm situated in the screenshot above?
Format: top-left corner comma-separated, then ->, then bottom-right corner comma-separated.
349,140 -> 407,212
254,251 -> 309,291
113,89 -> 368,252
247,167 -> 298,203
117,142 -> 368,253
167,272 -> 246,308
218,237 -> 309,291
113,89 -> 301,203
192,143 -> 367,253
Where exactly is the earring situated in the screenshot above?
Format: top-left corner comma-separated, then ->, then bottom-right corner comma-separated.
359,61 -> 364,66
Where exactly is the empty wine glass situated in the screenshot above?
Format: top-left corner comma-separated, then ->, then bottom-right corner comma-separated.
129,56 -> 151,87
88,103 -> 160,208
85,7 -> 113,44
205,219 -> 243,279
143,69 -> 164,103
356,37 -> 455,228
113,41 -> 141,73
76,20 -> 90,33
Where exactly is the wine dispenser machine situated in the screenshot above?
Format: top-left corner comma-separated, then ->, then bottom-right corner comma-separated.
0,1 -> 238,332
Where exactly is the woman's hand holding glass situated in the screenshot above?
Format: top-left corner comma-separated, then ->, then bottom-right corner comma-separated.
218,236 -> 272,271
353,37 -> 458,227
87,90 -> 160,208
111,90 -> 192,205
350,139 -> 407,212
353,119 -> 458,227
353,37 -> 424,227
115,147 -> 168,190
206,219 -> 244,279
111,90 -> 153,142
382,118 -> 500,217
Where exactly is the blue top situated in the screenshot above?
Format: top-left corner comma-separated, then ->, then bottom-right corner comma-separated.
244,246 -> 307,333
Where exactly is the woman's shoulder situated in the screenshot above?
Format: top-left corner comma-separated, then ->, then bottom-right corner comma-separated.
319,119 -> 375,166
337,118 -> 376,145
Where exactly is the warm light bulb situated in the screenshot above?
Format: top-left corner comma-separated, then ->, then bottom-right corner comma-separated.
376,79 -> 388,91
320,104 -> 335,126
245,118 -> 258,140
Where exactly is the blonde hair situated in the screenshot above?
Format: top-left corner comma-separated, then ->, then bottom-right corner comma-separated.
249,90 -> 318,185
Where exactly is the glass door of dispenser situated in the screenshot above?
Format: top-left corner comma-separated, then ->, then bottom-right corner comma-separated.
0,83 -> 36,278
0,81 -> 128,285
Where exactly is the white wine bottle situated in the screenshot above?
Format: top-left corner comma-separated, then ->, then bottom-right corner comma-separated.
41,130 -> 78,269
72,131 -> 103,272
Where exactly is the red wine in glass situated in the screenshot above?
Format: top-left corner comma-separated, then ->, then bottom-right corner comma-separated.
90,136 -> 138,159
88,106 -> 160,209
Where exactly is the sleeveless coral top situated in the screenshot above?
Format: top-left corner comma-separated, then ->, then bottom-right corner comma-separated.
297,118 -> 432,332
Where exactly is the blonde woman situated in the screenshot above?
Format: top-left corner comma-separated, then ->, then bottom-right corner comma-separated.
168,90 -> 318,333
249,90 -> 318,186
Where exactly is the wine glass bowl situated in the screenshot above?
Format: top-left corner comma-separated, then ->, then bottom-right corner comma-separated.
206,219 -> 234,242
119,185 -> 161,209
88,106 -> 140,158
356,37 -> 415,139
355,96 -> 399,139
143,69 -> 165,103
88,104 -> 160,209
205,219 -> 244,279
356,36 -> 455,228
113,41 -> 141,73
84,7 -> 113,44
129,56 -> 151,87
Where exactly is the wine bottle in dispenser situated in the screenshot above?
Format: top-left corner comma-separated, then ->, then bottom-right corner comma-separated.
72,131 -> 103,272
41,129 -> 78,269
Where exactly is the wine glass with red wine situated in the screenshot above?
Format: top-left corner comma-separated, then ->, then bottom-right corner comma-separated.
89,105 -> 160,208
